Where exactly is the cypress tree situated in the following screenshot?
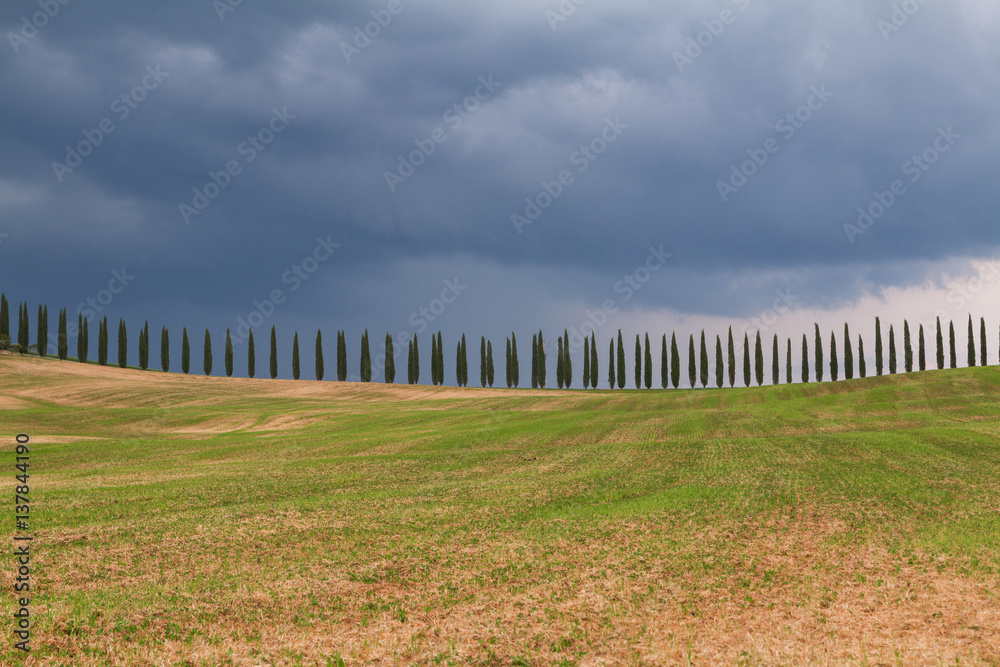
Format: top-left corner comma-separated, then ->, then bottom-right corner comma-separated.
58,309 -> 68,360
687,335 -> 696,388
981,317 -> 988,366
0,294 -> 7,339
661,334 -> 669,389
315,330 -> 324,381
875,317 -> 884,376
486,340 -> 494,387
432,333 -> 439,385
858,335 -> 867,378
407,340 -> 414,384
583,335 -> 591,389
181,324 -> 190,374
801,334 -> 809,383
413,333 -> 420,384
384,332 -> 395,383
361,330 -> 372,382
506,338 -> 512,388
292,331 -> 300,380
830,330 -> 838,381
564,330 -> 572,388
269,326 -> 277,379
645,333 -> 653,389
727,326 -> 736,388
844,324 -> 853,380
936,317 -> 944,370
247,329 -> 254,378
616,330 -> 625,389
716,335 -> 725,388
814,325 -> 824,382
224,329 -> 234,377
754,331 -> 764,386
141,321 -> 150,370
536,331 -> 545,388
891,322 -> 902,374
204,329 -> 213,376
949,321 -> 957,369
37,305 -> 47,357
772,335 -> 779,385
436,332 -> 444,385
531,334 -> 539,389
481,336 -> 488,387
118,318 -> 127,368
699,331 -> 708,388
903,321 -> 912,372
512,332 -> 520,388
78,314 -> 88,363
967,315 -> 976,367
918,324 -> 926,371
608,339 -> 615,389
337,331 -> 347,381
18,302 -> 29,350
670,332 -> 680,389
635,335 -> 642,390
786,338 -> 792,384
589,332 -> 597,389
743,333 -> 751,387
557,337 -> 565,389
455,335 -> 465,387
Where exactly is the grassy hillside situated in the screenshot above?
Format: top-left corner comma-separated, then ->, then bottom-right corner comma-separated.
2,353 -> 1000,665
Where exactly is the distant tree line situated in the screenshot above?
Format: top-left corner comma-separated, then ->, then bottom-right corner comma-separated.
1,291 -> 999,388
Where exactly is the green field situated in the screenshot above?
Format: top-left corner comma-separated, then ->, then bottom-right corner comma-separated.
3,353 -> 1000,665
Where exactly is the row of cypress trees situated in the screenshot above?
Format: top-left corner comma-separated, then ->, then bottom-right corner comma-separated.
0,292 -> 996,387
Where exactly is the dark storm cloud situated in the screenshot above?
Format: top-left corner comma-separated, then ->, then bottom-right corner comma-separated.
1,0 -> 998,344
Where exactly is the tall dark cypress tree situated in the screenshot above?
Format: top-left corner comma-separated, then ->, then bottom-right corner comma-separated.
536,331 -> 545,389
0,294 -> 7,340
889,325 -> 897,374
140,321 -> 150,370
486,340 -> 494,387
858,335 -> 867,378
204,329 -> 213,376
661,334 -> 669,389
616,330 -> 625,390
590,331 -> 597,389
967,315 -> 976,367
117,318 -> 127,368
58,309 -> 68,360
608,339 -> 615,389
408,340 -> 414,384
699,331 -> 708,388
531,334 -> 539,389
786,338 -> 792,385
360,330 -> 372,382
645,333 -> 653,389
830,330 -> 838,382
247,329 -> 254,378
512,332 -> 520,389
18,302 -> 29,350
814,325 -> 824,382
506,338 -> 512,388
902,321 -> 912,373
918,324 -> 926,372
583,335 -> 591,389
481,336 -> 488,388
875,317 -> 884,376
292,331 -> 301,380
37,305 -> 48,357
844,324 -> 853,380
981,317 -> 988,367
337,331 -> 347,381
181,326 -> 189,374
670,332 -> 680,389
557,337 -> 565,389
716,335 -> 725,388
160,326 -> 171,377
754,331 -> 763,386
315,330 -> 324,381
801,334 -> 809,383
635,335 -> 642,390
384,332 -> 395,383
413,333 -> 420,384
743,333 -> 751,387
936,317 -> 945,370
727,326 -> 736,388
688,335 -> 697,389
225,329 -> 234,377
79,315 -> 88,363
564,330 -> 572,389
269,326 -> 277,379
436,332 -> 444,386
772,335 -> 779,386
949,321 -> 957,369
432,333 -> 440,385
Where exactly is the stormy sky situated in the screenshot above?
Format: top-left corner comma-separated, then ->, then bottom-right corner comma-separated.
2,0 -> 999,382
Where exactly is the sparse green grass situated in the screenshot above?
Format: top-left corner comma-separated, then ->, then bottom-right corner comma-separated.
2,353 -> 1000,664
